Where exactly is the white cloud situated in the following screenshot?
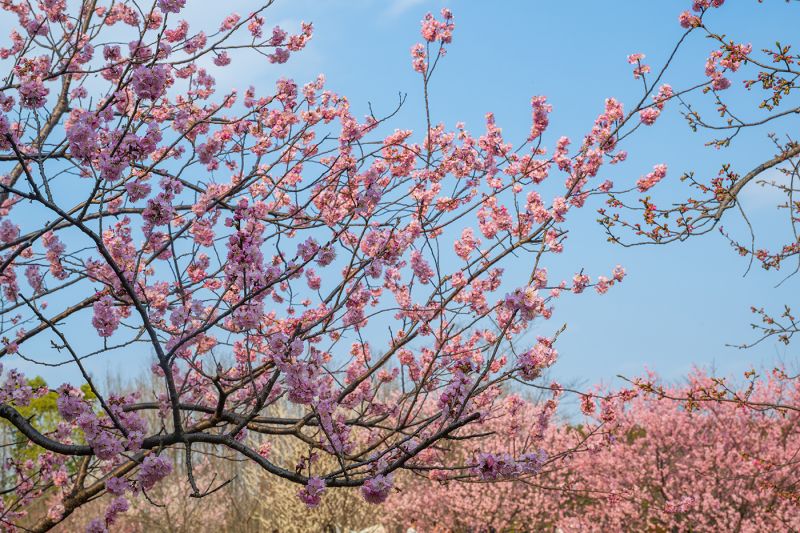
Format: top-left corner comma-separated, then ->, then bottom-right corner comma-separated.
739,166 -> 796,210
386,0 -> 428,17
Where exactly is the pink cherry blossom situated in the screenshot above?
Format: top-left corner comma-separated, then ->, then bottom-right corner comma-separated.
636,163 -> 668,192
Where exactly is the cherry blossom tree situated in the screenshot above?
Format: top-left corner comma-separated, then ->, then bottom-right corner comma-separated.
555,372 -> 800,532
0,2 -> 645,530
382,372 -> 800,532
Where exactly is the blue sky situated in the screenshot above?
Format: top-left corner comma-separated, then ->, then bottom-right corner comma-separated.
3,0 -> 797,391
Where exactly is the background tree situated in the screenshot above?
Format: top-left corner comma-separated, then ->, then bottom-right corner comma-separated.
382,373 -> 800,532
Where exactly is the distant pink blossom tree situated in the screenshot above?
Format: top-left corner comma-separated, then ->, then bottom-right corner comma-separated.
383,372 -> 800,531
555,371 -> 800,531
0,2 -> 648,530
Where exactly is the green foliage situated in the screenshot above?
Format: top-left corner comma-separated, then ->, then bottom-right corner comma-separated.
626,424 -> 647,444
1,377 -> 96,462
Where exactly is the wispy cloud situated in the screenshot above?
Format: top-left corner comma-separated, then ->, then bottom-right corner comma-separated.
739,167 -> 794,210
386,0 -> 427,17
